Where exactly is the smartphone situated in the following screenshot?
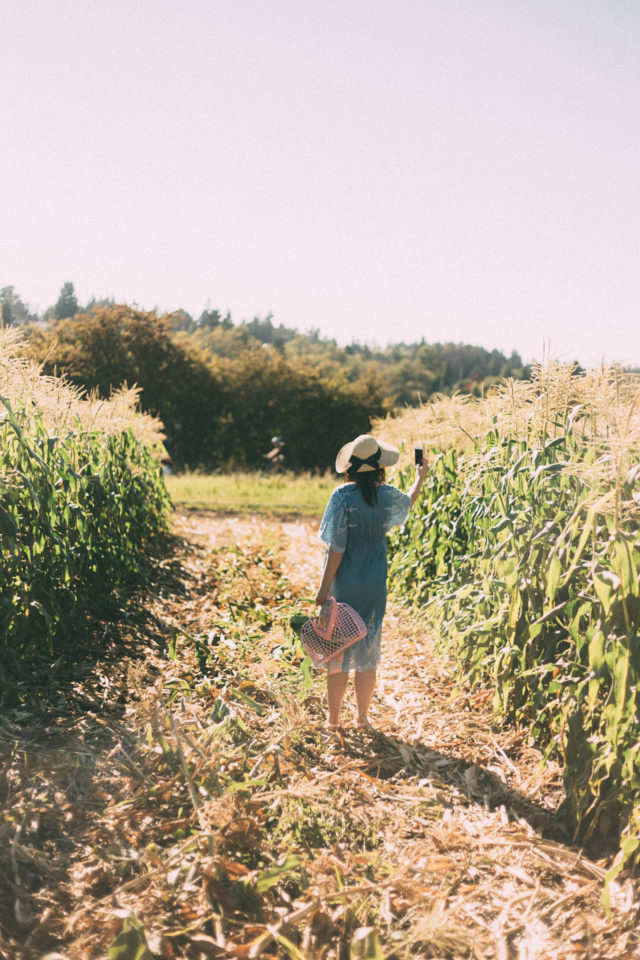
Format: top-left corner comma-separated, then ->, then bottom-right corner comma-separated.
414,444 -> 423,465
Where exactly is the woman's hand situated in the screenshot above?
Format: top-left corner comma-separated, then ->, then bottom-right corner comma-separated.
408,456 -> 429,505
416,456 -> 429,482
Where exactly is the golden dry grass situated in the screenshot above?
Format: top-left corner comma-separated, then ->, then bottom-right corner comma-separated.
0,328 -> 165,450
375,360 -> 640,479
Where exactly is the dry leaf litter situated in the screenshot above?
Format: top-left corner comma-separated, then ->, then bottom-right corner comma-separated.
1,511 -> 639,960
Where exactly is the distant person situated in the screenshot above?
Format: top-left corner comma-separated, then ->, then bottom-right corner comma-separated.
315,434 -> 428,731
160,441 -> 174,475
263,435 -> 287,471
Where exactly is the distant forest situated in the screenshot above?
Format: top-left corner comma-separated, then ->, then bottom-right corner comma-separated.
3,282 -> 532,471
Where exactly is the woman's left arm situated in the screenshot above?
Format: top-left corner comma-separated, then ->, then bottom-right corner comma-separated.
315,547 -> 344,605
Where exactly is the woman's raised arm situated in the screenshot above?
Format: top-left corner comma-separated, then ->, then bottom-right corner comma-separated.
407,458 -> 429,506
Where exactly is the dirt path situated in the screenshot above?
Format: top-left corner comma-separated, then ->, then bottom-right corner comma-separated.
174,511 -> 640,957
1,510 -> 638,960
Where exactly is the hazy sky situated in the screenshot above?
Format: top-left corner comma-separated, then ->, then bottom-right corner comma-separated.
2,0 -> 638,366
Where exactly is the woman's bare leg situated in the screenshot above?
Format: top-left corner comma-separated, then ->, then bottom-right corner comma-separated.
354,669 -> 376,726
327,670 -> 350,727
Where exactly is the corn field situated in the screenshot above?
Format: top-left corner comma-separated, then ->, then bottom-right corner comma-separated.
0,332 -> 170,685
382,362 -> 640,884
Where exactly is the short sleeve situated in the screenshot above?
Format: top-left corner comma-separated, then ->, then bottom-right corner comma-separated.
319,489 -> 348,553
383,486 -> 411,533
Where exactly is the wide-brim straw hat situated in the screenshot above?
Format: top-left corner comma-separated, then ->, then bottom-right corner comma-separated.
335,434 -> 400,474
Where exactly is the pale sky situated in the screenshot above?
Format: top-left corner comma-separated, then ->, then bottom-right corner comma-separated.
1,0 -> 639,366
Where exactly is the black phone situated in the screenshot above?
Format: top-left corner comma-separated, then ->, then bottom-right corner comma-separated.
414,444 -> 423,465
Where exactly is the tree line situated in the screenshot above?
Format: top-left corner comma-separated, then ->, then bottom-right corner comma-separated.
25,304 -> 379,471
5,282 -> 532,471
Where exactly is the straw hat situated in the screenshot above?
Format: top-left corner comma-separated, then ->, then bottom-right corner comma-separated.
335,434 -> 400,474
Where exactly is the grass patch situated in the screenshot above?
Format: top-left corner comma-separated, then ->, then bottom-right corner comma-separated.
165,469 -> 336,516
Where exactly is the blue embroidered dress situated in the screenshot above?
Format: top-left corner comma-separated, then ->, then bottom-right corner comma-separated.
318,483 -> 411,672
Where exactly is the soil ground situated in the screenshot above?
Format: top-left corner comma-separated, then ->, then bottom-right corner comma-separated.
1,510 -> 639,960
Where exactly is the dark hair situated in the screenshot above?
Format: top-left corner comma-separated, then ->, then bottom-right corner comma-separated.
345,466 -> 385,506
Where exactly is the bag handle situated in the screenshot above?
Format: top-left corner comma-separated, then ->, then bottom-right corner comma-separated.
312,597 -> 338,641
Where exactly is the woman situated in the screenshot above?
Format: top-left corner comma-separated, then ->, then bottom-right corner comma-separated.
315,433 -> 428,730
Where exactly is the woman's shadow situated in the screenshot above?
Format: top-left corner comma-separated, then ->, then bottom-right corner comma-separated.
333,723 -> 573,846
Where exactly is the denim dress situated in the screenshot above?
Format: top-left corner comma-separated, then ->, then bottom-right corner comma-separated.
318,483 -> 411,672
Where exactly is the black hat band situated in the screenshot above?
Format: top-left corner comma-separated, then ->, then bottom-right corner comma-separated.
348,448 -> 381,472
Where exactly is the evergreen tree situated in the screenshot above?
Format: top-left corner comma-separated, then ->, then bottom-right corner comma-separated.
54,282 -> 79,320
198,308 -> 222,329
0,286 -> 38,326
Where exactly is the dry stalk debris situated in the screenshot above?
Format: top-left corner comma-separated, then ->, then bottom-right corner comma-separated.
0,512 -> 638,959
